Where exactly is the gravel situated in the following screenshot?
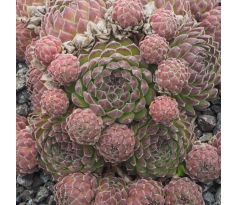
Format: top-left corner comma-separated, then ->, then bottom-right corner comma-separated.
197,115 -> 217,132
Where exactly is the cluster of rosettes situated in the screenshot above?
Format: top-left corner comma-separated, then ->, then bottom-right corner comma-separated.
53,172 -> 206,205
16,0 -> 221,204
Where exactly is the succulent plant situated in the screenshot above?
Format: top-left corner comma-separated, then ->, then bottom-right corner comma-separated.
16,128 -> 38,175
154,0 -> 190,16
164,177 -> 205,205
112,0 -> 144,29
96,123 -> 135,164
54,172 -> 98,205
66,108 -> 103,145
150,8 -> 178,40
210,132 -> 221,156
185,143 -> 221,183
201,6 -> 221,46
94,177 -> 128,205
127,179 -> 165,205
125,114 -> 194,178
139,34 -> 169,65
154,58 -> 190,94
35,35 -> 62,65
40,88 -> 69,117
149,96 -> 179,125
16,114 -> 28,131
16,20 -> 37,61
30,115 -> 104,179
164,17 -> 221,115
71,38 -> 155,125
41,0 -> 106,42
48,53 -> 82,85
16,0 -> 47,18
189,0 -> 218,20
25,39 -> 38,66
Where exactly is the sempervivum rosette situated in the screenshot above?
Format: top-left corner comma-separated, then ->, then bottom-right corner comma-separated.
30,115 -> 105,179
16,128 -> 39,175
111,0 -> 144,29
54,172 -> 98,205
154,0 -> 190,16
157,17 -> 221,115
66,108 -> 103,145
71,38 -> 155,125
127,179 -> 165,205
139,34 -> 169,65
185,143 -> 221,183
94,177 -> 128,205
201,6 -> 221,46
189,0 -> 218,20
16,0 -> 47,18
35,35 -> 62,65
125,114 -> 194,178
150,8 -> 178,40
40,88 -> 69,117
210,132 -> 221,156
149,96 -> 179,125
41,0 -> 106,42
96,123 -> 135,164
16,114 -> 28,131
16,20 -> 37,61
164,177 -> 205,205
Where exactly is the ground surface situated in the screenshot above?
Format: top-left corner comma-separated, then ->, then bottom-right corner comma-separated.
16,62 -> 221,205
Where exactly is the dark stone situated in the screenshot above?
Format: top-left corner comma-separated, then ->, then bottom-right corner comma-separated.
215,187 -> 221,205
18,190 -> 35,202
203,191 -> 215,205
16,103 -> 30,116
199,133 -> 213,142
16,64 -> 28,92
201,108 -> 215,116
32,174 -> 45,189
197,115 -> 216,132
194,127 -> 203,138
213,113 -> 221,134
17,90 -> 30,104
26,199 -> 37,205
211,105 -> 221,113
35,187 -> 50,203
17,175 -> 34,188
47,195 -> 56,205
40,171 -> 51,183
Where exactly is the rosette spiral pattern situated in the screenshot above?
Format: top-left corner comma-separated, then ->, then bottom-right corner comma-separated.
125,115 -> 194,178
166,17 -> 221,115
71,39 -> 155,125
30,115 -> 104,179
41,0 -> 106,42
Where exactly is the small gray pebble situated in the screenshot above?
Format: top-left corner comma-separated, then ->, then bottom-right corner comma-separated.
17,175 -> 34,188
194,127 -> 203,138
17,186 -> 25,195
211,105 -> 221,113
19,202 -> 26,205
35,187 -> 50,203
197,115 -> 216,132
203,192 -> 215,205
19,190 -> 35,202
32,175 -> 45,189
40,171 -> 51,183
200,133 -> 213,142
16,103 -> 30,117
27,199 -> 37,205
215,187 -> 221,205
201,108 -> 215,116
16,65 -> 28,92
213,113 -> 221,134
17,90 -> 30,104
47,195 -> 56,205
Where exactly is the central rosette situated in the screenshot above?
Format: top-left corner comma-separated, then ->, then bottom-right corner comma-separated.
71,39 -> 155,125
